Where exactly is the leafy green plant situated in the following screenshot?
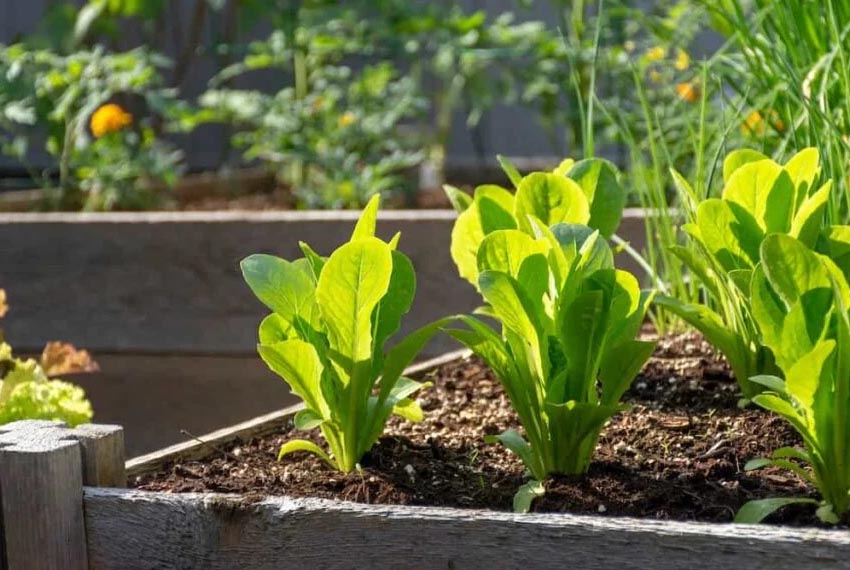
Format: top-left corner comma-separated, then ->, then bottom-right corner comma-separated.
447,224 -> 654,511
444,156 -> 627,289
444,158 -> 649,511
0,290 -> 95,426
655,148 -> 831,398
203,63 -> 424,209
241,196 -> 445,472
736,234 -> 850,524
0,44 -> 185,211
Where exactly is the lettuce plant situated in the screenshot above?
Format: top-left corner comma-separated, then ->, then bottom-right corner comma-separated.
736,234 -> 850,524
444,157 -> 626,289
0,290 -> 95,426
241,196 -> 444,473
447,223 -> 654,511
656,148 -> 830,398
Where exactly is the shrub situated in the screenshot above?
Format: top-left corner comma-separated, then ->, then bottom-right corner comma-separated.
241,196 -> 445,472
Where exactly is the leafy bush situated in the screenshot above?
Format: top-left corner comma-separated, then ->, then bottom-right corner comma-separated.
241,196 -> 445,472
736,234 -> 850,524
0,44 -> 184,210
203,63 -> 424,209
655,148 -> 830,398
445,159 -> 650,511
0,290 -> 95,426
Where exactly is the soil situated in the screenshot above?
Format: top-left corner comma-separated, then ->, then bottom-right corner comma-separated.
133,333 -> 826,526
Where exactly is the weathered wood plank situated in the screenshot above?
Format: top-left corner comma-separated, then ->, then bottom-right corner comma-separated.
126,349 -> 470,476
0,421 -> 87,570
83,487 -> 850,570
0,210 -> 649,357
71,424 -> 126,487
0,210 -> 477,359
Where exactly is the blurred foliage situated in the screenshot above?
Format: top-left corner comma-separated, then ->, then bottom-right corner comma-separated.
0,45 -> 187,210
0,290 -> 96,426
200,63 -> 425,208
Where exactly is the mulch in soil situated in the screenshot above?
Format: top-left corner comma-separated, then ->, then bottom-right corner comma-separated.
133,333 -> 826,527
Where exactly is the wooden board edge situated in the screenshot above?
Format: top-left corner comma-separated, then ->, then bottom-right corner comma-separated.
125,349 -> 470,477
83,487 -> 850,552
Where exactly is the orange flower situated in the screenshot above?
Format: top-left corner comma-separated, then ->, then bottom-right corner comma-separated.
0,289 -> 6,318
676,82 -> 700,103
90,103 -> 133,138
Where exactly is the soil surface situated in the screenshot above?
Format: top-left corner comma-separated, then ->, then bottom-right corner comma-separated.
134,333 -> 827,526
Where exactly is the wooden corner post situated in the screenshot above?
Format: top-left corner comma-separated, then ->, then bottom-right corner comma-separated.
0,420 -> 125,570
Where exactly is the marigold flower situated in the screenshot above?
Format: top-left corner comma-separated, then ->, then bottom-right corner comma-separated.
646,46 -> 666,62
0,289 -> 6,318
90,103 -> 133,138
676,82 -> 700,103
337,111 -> 356,128
674,49 -> 690,71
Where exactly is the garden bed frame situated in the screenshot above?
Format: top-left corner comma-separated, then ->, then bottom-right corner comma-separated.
2,351 -> 849,570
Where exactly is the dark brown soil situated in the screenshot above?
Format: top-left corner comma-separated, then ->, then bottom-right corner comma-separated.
133,333 -> 826,526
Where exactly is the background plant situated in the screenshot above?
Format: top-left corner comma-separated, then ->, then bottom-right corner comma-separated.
0,44 -> 186,210
241,196 -> 446,472
201,63 -> 425,209
0,289 -> 96,426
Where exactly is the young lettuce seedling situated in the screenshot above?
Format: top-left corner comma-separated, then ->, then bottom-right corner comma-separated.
656,148 -> 830,398
447,223 -> 655,512
736,234 -> 850,524
241,196 -> 445,473
444,156 -> 626,290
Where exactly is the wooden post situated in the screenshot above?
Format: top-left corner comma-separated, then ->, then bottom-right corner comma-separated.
0,420 -> 125,570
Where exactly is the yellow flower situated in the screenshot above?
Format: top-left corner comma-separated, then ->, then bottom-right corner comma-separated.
674,49 -> 690,71
742,110 -> 784,136
624,40 -> 636,53
742,111 -> 765,136
0,289 -> 6,318
337,111 -> 356,128
649,70 -> 662,84
676,81 -> 700,103
646,46 -> 666,63
90,103 -> 133,138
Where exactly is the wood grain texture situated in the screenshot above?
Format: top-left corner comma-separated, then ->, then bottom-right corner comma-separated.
126,350 -> 470,477
84,487 -> 850,570
71,424 -> 126,487
0,421 -> 87,570
0,210 -> 648,357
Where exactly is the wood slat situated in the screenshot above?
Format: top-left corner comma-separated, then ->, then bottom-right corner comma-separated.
83,487 -> 850,570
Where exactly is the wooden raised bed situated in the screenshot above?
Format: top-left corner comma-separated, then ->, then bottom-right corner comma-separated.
0,208 -> 649,455
2,352 -> 849,570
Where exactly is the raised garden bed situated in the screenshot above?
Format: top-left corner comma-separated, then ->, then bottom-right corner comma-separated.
0,207 -> 650,456
2,344 -> 848,570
